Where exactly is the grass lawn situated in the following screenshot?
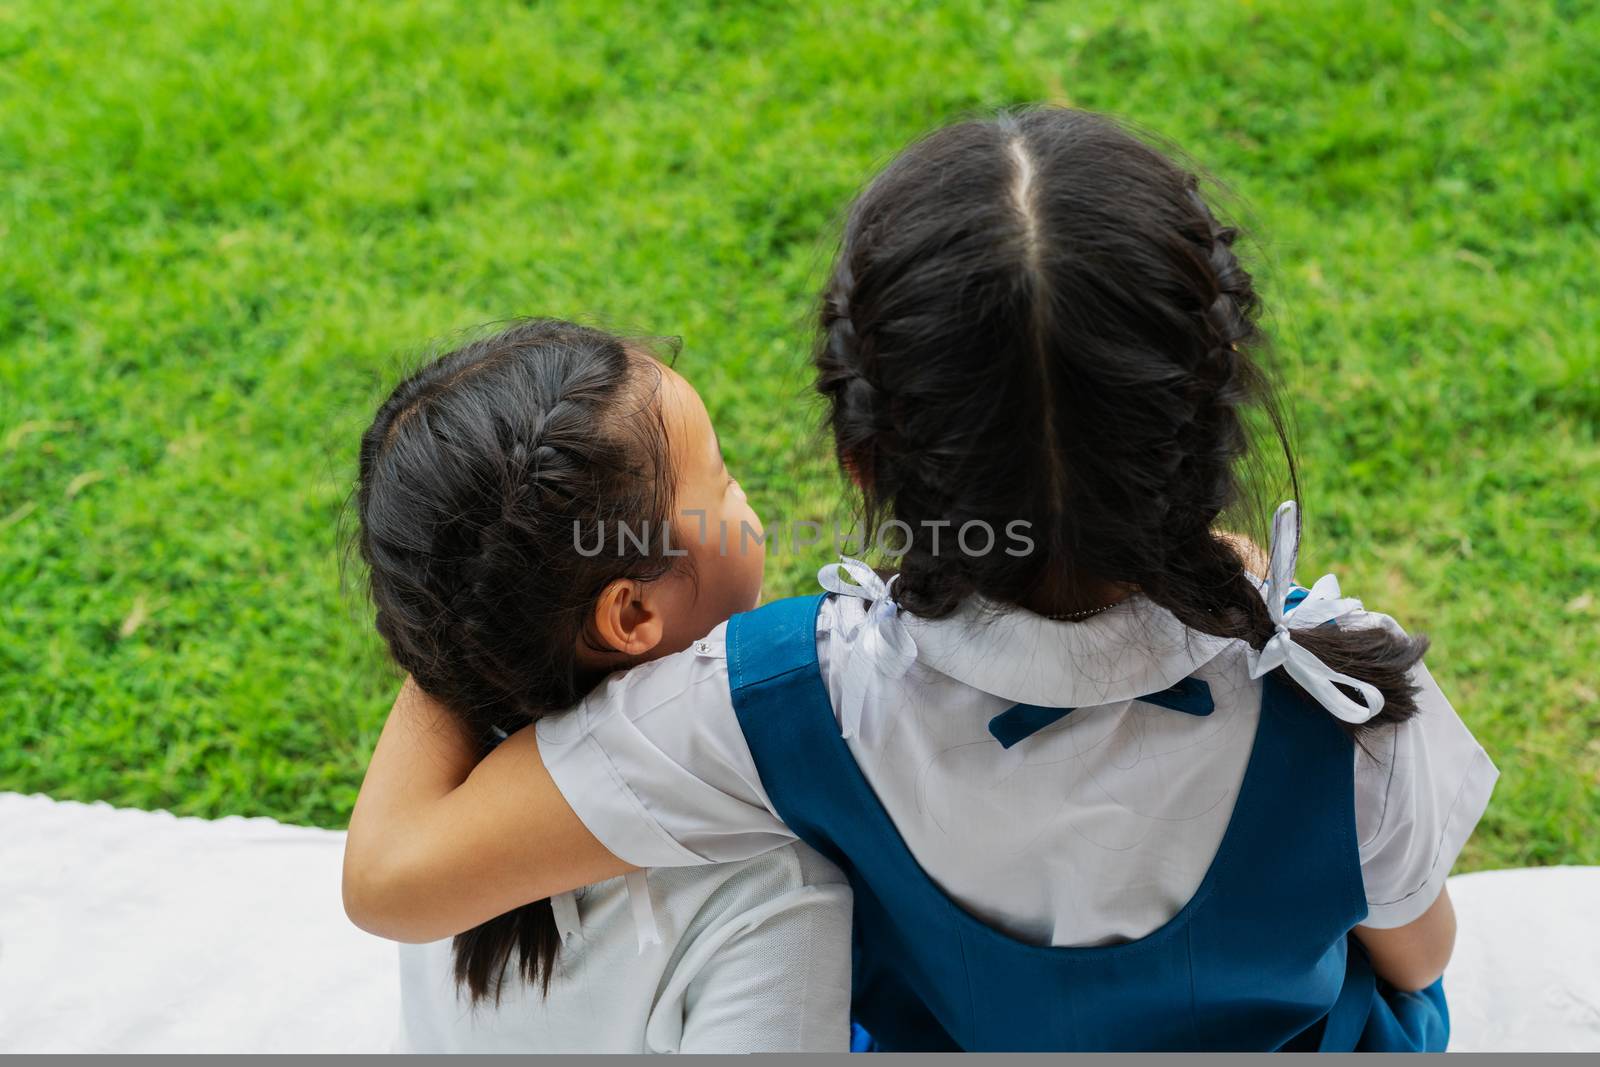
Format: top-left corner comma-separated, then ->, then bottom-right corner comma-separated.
1,0 -> 1595,871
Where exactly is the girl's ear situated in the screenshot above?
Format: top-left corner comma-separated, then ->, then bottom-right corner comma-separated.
591,578 -> 666,658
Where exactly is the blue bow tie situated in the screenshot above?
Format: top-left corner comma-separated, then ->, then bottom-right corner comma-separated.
987,676 -> 1215,750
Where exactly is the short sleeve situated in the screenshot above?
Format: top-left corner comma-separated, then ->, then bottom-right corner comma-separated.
1354,655 -> 1499,929
536,621 -> 797,869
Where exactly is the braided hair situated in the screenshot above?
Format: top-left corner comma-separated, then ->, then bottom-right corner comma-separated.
355,318 -> 675,1001
814,108 -> 1427,737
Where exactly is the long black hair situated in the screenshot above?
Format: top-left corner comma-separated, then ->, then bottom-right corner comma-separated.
354,318 -> 674,1001
814,108 -> 1426,735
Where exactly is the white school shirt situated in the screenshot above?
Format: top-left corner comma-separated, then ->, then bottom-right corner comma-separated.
396,842 -> 851,1053
538,590 -> 1497,948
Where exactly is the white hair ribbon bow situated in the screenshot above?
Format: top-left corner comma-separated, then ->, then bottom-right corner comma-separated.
817,558 -> 919,742
1246,501 -> 1384,724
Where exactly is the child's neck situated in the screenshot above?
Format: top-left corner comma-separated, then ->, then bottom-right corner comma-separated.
1019,568 -> 1135,620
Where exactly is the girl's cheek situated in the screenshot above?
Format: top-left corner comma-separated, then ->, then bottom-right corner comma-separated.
742,539 -> 766,609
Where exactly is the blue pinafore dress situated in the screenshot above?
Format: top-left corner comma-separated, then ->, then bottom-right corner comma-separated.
726,594 -> 1448,1052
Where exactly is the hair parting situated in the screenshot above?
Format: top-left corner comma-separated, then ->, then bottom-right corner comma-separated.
814,107 -> 1428,739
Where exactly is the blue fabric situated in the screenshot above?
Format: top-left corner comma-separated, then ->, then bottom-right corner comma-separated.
987,678 -> 1213,750
987,703 -> 1076,749
1137,676 -> 1215,717
727,595 -> 1448,1052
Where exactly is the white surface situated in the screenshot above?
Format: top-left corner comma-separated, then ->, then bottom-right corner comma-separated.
0,792 -> 397,1054
1442,865 -> 1600,1052
539,592 -> 1496,945
1,791 -> 1595,1052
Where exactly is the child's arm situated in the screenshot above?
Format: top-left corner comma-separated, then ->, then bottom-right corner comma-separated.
342,677 -> 632,943
1353,887 -> 1457,992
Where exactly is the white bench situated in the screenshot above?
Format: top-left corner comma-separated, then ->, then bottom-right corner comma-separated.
1,791 -> 1595,1052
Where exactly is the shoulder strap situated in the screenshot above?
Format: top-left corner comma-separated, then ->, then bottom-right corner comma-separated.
727,593 -> 829,692
726,592 -> 978,1047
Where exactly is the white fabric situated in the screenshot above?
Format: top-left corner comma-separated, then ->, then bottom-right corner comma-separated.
623,868 -> 662,953
816,558 -> 917,743
549,887 -> 582,944
0,791 -> 851,1054
1442,866 -> 1600,1052
539,579 -> 1497,945
1246,500 -> 1385,723
399,845 -> 851,1053
0,792 -> 397,1053
2,792 -> 1595,1052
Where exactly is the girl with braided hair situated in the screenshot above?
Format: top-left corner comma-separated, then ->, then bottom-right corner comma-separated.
349,319 -> 852,1051
345,111 -> 1495,1051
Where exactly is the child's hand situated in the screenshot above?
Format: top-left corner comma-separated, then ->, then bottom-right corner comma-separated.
341,678 -> 632,943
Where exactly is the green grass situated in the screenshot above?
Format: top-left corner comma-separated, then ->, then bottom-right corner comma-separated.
1,0 -> 1594,872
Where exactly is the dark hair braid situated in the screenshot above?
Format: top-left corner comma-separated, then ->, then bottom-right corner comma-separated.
355,319 -> 675,1002
815,107 -> 1428,737
817,122 -> 1054,616
1147,183 -> 1428,734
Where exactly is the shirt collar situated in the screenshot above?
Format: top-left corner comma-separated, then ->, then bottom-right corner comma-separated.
899,594 -> 1235,709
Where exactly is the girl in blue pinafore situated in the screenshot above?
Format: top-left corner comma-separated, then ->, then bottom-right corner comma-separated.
344,108 -> 1496,1051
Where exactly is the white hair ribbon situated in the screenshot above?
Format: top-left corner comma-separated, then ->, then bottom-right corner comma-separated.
1246,501 -> 1384,724
817,558 -> 919,742
624,870 -> 661,954
549,890 -> 582,944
